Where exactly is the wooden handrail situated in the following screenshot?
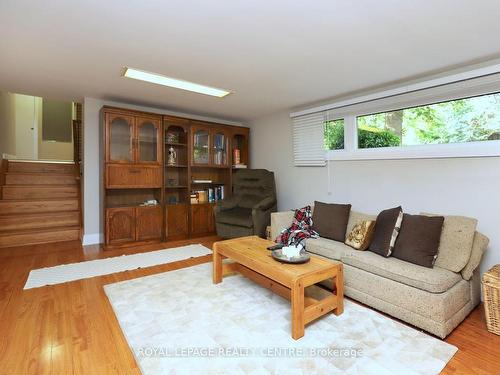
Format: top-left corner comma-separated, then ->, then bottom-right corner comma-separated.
73,120 -> 82,166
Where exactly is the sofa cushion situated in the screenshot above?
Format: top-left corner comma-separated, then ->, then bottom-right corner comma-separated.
421,213 -> 478,273
345,220 -> 376,250
312,201 -> 351,241
342,250 -> 462,293
392,214 -> 444,268
306,237 -> 358,261
345,211 -> 377,241
216,207 -> 253,228
369,206 -> 403,257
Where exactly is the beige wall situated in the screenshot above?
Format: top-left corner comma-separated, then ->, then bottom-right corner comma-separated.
82,97 -> 243,245
38,141 -> 73,160
0,91 -> 16,157
249,110 -> 500,278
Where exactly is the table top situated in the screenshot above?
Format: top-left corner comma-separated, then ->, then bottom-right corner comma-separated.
213,236 -> 340,287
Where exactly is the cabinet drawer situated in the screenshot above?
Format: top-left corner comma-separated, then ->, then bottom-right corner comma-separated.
106,165 -> 162,188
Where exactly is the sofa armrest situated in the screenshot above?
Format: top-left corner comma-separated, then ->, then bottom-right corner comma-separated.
271,211 -> 294,241
461,231 -> 489,280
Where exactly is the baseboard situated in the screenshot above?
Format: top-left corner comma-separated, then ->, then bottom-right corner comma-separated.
83,233 -> 103,245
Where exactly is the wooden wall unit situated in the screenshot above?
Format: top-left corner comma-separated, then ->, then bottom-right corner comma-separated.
103,106 -> 249,248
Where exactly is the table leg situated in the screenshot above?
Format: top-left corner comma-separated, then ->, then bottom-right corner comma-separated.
213,243 -> 223,284
291,280 -> 305,340
333,265 -> 344,316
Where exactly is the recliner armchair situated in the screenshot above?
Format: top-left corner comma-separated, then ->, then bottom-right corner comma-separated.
214,169 -> 277,238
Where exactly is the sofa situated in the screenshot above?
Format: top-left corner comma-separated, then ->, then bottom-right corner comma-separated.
271,209 -> 489,339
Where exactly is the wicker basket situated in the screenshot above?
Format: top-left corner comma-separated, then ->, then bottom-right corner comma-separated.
482,265 -> 500,335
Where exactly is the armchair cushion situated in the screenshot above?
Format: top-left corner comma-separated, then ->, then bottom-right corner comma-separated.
216,207 -> 253,228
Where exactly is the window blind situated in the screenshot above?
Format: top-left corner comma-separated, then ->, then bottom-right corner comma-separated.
292,111 -> 326,166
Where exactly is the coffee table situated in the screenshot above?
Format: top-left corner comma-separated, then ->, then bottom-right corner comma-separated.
212,236 -> 344,340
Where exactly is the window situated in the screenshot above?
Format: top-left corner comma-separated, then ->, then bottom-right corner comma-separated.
292,73 -> 500,163
357,92 -> 500,149
324,119 -> 345,150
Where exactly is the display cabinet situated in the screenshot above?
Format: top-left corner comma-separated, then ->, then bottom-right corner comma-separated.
103,106 -> 250,247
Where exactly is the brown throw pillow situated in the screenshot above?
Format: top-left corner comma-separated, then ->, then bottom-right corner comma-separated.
369,206 -> 403,257
392,214 -> 444,268
312,201 -> 352,242
345,220 -> 376,250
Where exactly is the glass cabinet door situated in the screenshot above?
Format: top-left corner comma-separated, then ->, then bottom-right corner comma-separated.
192,127 -> 210,165
212,130 -> 229,166
136,117 -> 161,163
107,114 -> 134,162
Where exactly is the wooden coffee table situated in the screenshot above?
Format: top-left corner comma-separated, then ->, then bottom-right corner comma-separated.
212,236 -> 344,340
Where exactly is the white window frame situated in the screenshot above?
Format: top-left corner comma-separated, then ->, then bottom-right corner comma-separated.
290,64 -> 500,162
325,84 -> 500,161
328,114 -> 500,160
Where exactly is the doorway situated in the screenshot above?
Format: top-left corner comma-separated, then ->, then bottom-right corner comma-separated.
0,92 -> 81,162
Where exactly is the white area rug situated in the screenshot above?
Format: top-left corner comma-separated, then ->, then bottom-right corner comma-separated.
24,244 -> 211,289
104,263 -> 458,375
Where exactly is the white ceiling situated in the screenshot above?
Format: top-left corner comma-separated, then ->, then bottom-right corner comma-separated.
1,0 -> 500,122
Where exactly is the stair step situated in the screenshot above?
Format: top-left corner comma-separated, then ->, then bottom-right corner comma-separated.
0,212 -> 80,232
0,198 -> 79,215
2,185 -> 79,200
0,226 -> 81,248
7,161 -> 75,174
5,173 -> 77,185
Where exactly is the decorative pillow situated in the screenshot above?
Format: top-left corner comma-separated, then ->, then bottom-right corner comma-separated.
421,212 -> 478,273
392,214 -> 444,268
369,206 -> 403,257
312,201 -> 352,242
345,220 -> 376,250
345,211 -> 377,242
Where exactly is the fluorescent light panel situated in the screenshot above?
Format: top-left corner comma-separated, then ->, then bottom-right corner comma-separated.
123,68 -> 231,98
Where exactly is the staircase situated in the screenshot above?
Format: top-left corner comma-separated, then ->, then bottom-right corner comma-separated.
0,160 -> 82,248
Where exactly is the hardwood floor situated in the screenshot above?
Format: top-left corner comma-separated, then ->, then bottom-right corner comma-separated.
0,238 -> 498,374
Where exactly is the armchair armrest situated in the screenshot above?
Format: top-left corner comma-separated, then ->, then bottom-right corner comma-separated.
214,196 -> 241,213
252,196 -> 277,211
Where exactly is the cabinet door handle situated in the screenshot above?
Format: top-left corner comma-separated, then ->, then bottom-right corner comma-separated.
129,169 -> 141,174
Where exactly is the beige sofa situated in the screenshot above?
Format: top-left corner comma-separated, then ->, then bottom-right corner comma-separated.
271,209 -> 489,339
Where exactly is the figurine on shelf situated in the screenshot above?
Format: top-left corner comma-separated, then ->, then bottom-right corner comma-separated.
167,146 -> 177,166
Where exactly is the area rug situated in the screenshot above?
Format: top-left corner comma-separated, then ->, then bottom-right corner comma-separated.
104,263 -> 458,375
24,244 -> 211,289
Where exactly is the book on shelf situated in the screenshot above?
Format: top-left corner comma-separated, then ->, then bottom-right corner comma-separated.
233,164 -> 247,169
191,186 -> 225,204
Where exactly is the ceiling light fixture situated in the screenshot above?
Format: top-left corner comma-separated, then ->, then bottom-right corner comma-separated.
123,67 -> 231,98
